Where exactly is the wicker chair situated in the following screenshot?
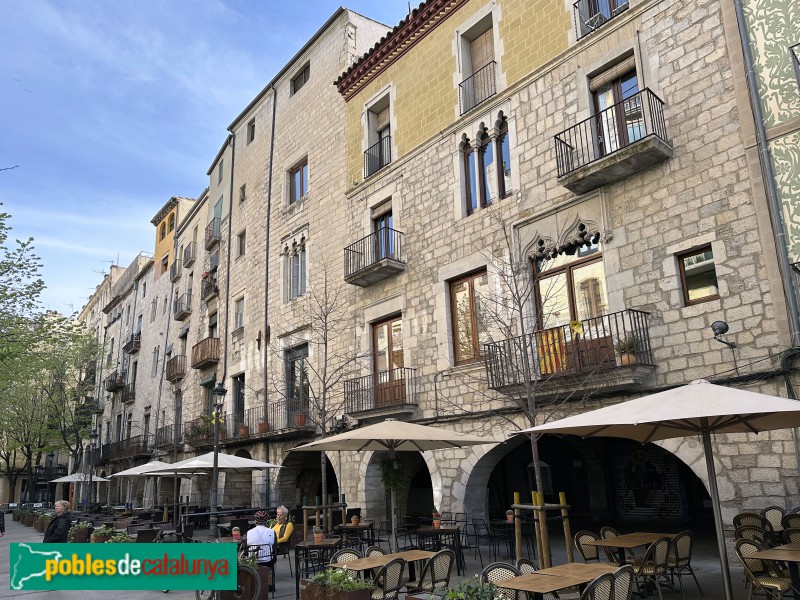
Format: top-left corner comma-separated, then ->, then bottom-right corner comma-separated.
782,528 -> 800,544
613,565 -> 635,600
575,530 -> 604,563
782,514 -> 800,530
632,536 -> 671,600
579,573 -> 614,600
735,513 -> 778,544
667,530 -> 703,599
762,507 -> 786,533
330,548 -> 363,570
481,562 -> 522,600
516,558 -> 538,573
371,557 -> 406,600
735,538 -> 792,599
408,549 -> 454,595
600,525 -> 634,564
736,526 -> 772,546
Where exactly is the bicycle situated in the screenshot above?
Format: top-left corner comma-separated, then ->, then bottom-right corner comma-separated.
195,540 -> 264,600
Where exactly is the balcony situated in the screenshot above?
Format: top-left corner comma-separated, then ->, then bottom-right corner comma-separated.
218,400 -> 314,443
183,241 -> 196,267
554,89 -> 671,194
191,337 -> 220,369
154,424 -> 182,448
344,227 -> 406,287
344,368 -> 418,420
173,292 -> 192,321
169,259 -> 182,282
183,417 -> 214,448
204,218 -> 221,249
573,0 -> 629,40
201,274 -> 219,302
459,61 -> 497,115
122,333 -> 141,354
106,435 -> 151,461
165,355 -> 187,382
364,135 -> 391,178
104,370 -> 126,392
122,383 -> 136,403
484,308 -> 655,399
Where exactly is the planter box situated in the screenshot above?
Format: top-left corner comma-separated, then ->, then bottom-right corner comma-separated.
300,580 -> 372,600
91,533 -> 112,543
23,514 -> 34,527
70,529 -> 90,543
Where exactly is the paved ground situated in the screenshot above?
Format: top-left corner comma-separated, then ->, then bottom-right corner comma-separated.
2,517 -> 748,599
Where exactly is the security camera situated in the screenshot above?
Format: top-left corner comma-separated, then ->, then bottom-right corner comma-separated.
710,321 -> 729,336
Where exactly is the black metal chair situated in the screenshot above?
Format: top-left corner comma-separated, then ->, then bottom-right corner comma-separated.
480,562 -> 521,600
243,543 -> 276,598
394,527 -> 417,551
461,522 -> 485,569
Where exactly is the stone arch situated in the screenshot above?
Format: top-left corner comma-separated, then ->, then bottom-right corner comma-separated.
274,450 -> 337,509
358,451 -> 435,524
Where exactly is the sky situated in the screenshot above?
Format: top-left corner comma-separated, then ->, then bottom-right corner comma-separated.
0,0 -> 410,315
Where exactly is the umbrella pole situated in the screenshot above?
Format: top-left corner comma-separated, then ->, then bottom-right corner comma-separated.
389,448 -> 398,552
701,427 -> 734,600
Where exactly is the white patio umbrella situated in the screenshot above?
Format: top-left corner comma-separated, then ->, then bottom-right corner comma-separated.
142,451 -> 282,475
110,460 -> 172,477
51,473 -> 110,483
293,418 -> 499,550
516,378 -> 800,600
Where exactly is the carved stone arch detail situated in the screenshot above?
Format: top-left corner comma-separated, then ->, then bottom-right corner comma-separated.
459,132 -> 471,151
556,213 -> 602,253
522,233 -> 557,262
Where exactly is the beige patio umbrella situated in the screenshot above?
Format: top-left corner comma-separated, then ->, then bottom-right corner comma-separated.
516,379 -> 800,600
51,473 -> 110,483
142,451 -> 282,475
294,418 -> 500,551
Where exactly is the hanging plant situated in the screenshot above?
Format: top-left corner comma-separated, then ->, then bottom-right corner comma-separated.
380,457 -> 409,493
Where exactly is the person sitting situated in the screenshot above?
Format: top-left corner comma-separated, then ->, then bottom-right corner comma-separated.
271,505 -> 294,548
244,510 -> 277,590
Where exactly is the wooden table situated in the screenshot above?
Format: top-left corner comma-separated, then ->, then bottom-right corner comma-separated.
585,532 -> 673,565
497,563 -> 616,600
335,522 -> 374,549
752,542 -> 800,600
331,549 -> 436,582
294,538 -> 342,599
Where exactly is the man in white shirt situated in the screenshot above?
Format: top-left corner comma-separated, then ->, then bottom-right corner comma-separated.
244,510 -> 277,568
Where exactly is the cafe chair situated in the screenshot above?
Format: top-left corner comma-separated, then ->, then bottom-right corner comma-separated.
613,565 -> 635,600
783,528 -> 800,544
243,543 -> 276,598
516,558 -> 538,573
666,530 -> 702,600
579,572 -> 614,600
735,538 -> 792,599
472,519 -> 496,561
459,522 -> 484,569
736,525 -> 772,547
575,530 -> 605,563
783,514 -> 800,530
371,557 -> 406,600
481,562 -> 521,600
762,506 -> 786,532
135,528 -> 158,543
407,549 -> 455,595
329,548 -> 363,574
600,526 -> 636,563
632,536 -> 671,600
735,513 -> 778,544
394,527 -> 417,551
365,545 -> 385,557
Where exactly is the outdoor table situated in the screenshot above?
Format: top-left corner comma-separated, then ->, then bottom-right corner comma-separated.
585,531 -> 673,566
752,542 -> 800,600
335,522 -> 374,549
295,537 -> 342,599
330,549 -> 436,582
416,526 -> 464,574
496,570 -> 603,600
538,563 -> 617,578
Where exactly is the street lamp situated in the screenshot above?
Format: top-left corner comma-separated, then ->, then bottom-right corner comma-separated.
209,381 -> 227,539
88,430 -> 98,510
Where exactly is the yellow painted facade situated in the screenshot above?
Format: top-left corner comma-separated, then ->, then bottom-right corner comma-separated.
153,208 -> 176,277
345,0 -> 571,186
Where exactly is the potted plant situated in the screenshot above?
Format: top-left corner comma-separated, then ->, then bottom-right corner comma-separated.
506,509 -> 514,523
68,522 -> 92,543
21,509 -> 35,527
350,514 -> 359,525
443,577 -> 497,600
432,509 -> 441,529
106,532 -> 136,543
615,333 -> 641,365
258,420 -> 270,434
313,525 -> 325,543
91,524 -> 116,543
239,424 -> 250,437
294,412 -> 307,427
300,568 -> 375,600
12,508 -> 21,522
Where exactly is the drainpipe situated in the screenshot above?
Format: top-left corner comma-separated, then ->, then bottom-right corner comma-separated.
732,0 -> 800,346
262,85 -> 278,506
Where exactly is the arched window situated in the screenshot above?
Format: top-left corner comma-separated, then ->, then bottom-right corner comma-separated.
168,214 -> 175,232
160,223 -> 166,241
462,113 -> 512,216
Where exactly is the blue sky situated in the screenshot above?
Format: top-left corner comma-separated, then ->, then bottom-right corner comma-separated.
0,0 -> 409,315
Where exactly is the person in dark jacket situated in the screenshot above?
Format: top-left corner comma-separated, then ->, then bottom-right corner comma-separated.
0,509 -> 5,536
43,500 -> 72,542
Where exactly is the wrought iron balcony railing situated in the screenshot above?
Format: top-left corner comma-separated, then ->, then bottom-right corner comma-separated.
201,274 -> 219,301
183,241 -> 196,267
122,333 -> 141,354
154,424 -> 182,448
484,308 -> 653,390
204,218 -> 221,249
459,61 -> 497,115
218,400 -> 313,441
165,355 -> 187,382
344,368 -> 418,414
169,259 -> 182,282
344,227 -> 406,286
364,135 -> 392,178
173,292 -> 192,320
554,88 -> 668,178
104,370 -> 126,392
122,383 -> 136,403
573,0 -> 629,40
105,435 -> 151,460
183,417 -> 214,447
191,337 -> 220,369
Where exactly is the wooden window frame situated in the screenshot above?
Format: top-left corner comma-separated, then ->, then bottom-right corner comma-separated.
677,245 -> 720,306
218,159 -> 224,184
234,297 -> 245,330
237,230 -> 246,257
534,250 -> 603,328
289,159 -> 308,204
464,117 -> 511,216
291,63 -> 310,95
449,269 -> 486,365
372,315 -> 403,377
247,119 -> 256,144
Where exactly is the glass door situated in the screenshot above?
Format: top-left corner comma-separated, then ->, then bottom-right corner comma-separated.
372,317 -> 404,408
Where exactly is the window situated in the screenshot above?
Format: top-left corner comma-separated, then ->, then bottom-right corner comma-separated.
239,184 -> 247,203
463,115 -> 511,216
365,94 -> 392,177
459,20 -> 497,113
372,317 -> 407,406
163,297 -> 168,315
678,246 -> 719,305
373,210 -> 395,261
151,346 -> 160,377
141,282 -> 146,297
247,118 -> 256,143
233,374 -> 245,423
168,214 -> 175,232
237,230 -> 246,257
591,60 -> 643,156
150,299 -> 157,323
209,312 -> 218,338
107,338 -> 114,366
160,223 -> 166,240
450,270 -> 489,364
285,344 -> 309,410
285,238 -> 306,301
136,314 -> 143,334
161,255 -> 169,275
234,297 -> 245,330
218,159 -> 224,184
290,160 -> 308,204
291,63 -> 310,95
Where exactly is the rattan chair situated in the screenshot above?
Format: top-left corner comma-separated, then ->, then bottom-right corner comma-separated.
762,507 -> 786,532
667,530 -> 703,599
782,528 -> 800,544
736,525 -> 772,546
329,547 -> 363,573
481,562 -> 522,600
575,530 -> 604,563
613,565 -> 635,600
735,513 -> 778,544
600,525 -> 635,564
371,557 -> 406,600
516,558 -> 538,573
782,514 -> 800,530
579,573 -> 614,600
735,538 -> 792,599
407,549 -> 454,595
632,536 -> 671,600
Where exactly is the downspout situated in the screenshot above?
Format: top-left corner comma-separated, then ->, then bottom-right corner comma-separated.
732,0 -> 800,345
262,85 -> 278,506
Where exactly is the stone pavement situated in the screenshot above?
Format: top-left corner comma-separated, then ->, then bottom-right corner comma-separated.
2,517 -> 750,599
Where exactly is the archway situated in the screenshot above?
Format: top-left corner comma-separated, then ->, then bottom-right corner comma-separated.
364,451 -> 432,525
276,451 -> 338,512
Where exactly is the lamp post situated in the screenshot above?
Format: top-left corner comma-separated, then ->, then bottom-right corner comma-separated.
88,430 -> 98,510
209,382 -> 227,540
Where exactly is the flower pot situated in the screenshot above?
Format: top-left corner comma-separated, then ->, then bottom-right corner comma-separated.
300,580 -> 372,600
506,514 -> 514,523
258,421 -> 269,434
351,516 -> 359,525
239,425 -> 250,437
619,352 -> 637,366
71,529 -> 90,543
313,532 -> 324,543
432,519 -> 441,529
294,413 -> 307,427
23,514 -> 34,527
91,533 -> 111,543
